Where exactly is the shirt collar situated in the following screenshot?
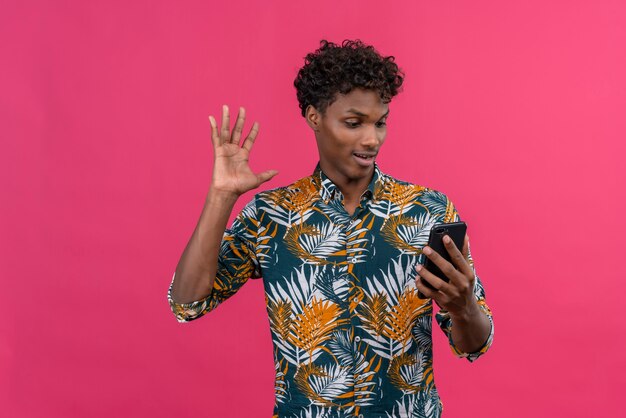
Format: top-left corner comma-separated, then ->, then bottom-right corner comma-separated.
313,163 -> 385,204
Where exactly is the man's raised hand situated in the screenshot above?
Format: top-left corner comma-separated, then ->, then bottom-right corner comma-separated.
208,105 -> 278,196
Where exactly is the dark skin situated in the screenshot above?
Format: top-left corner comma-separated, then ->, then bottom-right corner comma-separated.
172,91 -> 490,354
170,105 -> 277,303
306,88 -> 490,353
416,234 -> 491,353
304,88 -> 389,215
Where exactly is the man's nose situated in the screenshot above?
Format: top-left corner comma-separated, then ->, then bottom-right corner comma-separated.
361,125 -> 381,148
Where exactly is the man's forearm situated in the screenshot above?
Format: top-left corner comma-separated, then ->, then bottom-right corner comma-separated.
170,188 -> 239,304
449,302 -> 491,354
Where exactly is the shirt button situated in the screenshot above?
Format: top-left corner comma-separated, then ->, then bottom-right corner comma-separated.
358,414 -> 364,418
355,336 -> 361,343
350,257 -> 358,263
353,297 -> 359,304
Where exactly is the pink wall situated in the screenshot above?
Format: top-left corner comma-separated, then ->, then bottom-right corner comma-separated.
2,1 -> 625,417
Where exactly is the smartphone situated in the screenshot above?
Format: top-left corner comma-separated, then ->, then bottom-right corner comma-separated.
418,221 -> 467,298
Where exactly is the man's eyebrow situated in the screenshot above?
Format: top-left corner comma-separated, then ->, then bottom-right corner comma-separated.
346,108 -> 368,117
346,109 -> 390,119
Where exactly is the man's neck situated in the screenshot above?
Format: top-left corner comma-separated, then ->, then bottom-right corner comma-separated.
319,164 -> 374,204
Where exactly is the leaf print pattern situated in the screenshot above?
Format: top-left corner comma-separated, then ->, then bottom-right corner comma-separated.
380,212 -> 436,255
294,362 -> 353,407
388,352 -> 424,393
268,298 -> 294,342
412,315 -> 433,349
275,357 -> 290,404
289,297 -> 346,356
382,289 -> 430,349
168,164 -> 494,417
386,391 -> 442,418
315,269 -> 350,306
285,222 -> 346,265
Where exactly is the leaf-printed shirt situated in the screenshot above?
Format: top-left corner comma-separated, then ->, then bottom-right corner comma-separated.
168,164 -> 494,418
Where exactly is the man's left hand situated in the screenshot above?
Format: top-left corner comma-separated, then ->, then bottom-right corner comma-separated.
415,234 -> 481,319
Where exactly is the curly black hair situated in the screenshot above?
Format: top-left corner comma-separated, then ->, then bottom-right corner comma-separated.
294,39 -> 404,117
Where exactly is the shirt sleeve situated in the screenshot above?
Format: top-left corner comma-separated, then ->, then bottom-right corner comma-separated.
167,198 -> 261,323
433,197 -> 494,362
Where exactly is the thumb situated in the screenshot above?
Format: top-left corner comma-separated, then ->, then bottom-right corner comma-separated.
256,169 -> 279,185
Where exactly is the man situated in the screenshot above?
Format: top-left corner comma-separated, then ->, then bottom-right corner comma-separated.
168,40 -> 493,418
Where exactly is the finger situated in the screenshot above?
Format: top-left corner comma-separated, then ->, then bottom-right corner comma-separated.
220,105 -> 231,143
230,107 -> 246,145
415,276 -> 438,300
415,273 -> 449,305
208,115 -> 219,149
256,169 -> 279,185
442,235 -> 473,279
415,264 -> 450,294
422,246 -> 462,285
242,122 -> 260,151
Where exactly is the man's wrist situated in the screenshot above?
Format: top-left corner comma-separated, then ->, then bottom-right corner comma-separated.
449,300 -> 484,324
206,187 -> 240,205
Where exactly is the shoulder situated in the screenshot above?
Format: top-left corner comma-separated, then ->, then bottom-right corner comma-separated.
378,170 -> 422,190
376,169 -> 438,198
376,170 -> 458,222
255,173 -> 321,206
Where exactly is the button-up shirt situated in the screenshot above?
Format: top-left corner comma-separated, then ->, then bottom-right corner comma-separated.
168,164 -> 494,418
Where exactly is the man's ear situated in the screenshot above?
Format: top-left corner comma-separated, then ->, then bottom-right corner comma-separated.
305,105 -> 320,131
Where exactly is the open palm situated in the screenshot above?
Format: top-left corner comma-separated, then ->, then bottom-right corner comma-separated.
209,105 -> 277,196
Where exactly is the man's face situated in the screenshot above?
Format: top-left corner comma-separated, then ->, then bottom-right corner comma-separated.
309,88 -> 389,185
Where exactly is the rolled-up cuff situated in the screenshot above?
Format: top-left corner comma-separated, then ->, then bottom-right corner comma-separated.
167,272 -> 217,323
436,300 -> 494,362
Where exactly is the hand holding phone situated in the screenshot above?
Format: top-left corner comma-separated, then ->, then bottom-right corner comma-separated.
418,221 -> 467,299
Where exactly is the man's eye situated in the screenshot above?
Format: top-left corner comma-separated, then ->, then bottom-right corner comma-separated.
376,121 -> 387,128
345,121 -> 361,128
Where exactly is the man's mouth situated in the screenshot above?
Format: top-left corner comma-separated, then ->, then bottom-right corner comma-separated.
353,152 -> 377,166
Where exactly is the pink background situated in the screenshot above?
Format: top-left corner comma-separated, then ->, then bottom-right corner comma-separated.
2,1 -> 625,417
